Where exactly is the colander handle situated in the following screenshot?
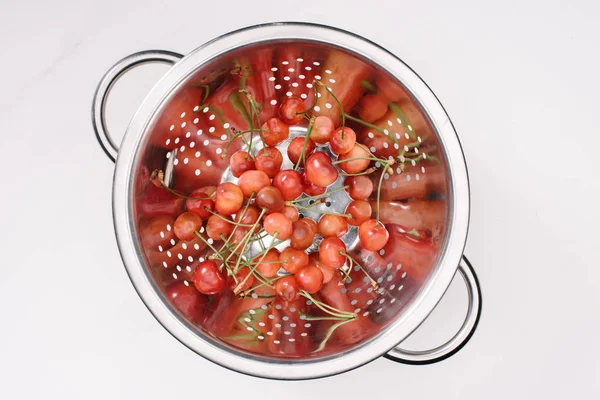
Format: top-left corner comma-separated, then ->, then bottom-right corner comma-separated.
92,50 -> 184,162
384,256 -> 482,364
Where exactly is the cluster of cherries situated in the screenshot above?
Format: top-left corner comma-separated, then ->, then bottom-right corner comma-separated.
169,95 -> 390,304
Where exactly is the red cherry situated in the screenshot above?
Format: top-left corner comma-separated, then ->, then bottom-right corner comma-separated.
174,212 -> 202,241
256,186 -> 285,212
295,265 -> 324,293
227,266 -> 254,292
282,205 -> 299,222
287,136 -> 316,166
346,200 -> 372,226
308,253 -> 336,285
303,218 -> 318,235
165,281 -> 206,322
229,151 -> 255,178
280,247 -> 309,273
358,219 -> 390,251
185,190 -> 215,220
275,275 -> 299,301
303,173 -> 326,196
329,127 -> 357,155
262,117 -> 290,147
235,204 -> 261,225
319,237 -> 346,269
337,144 -> 371,174
318,214 -> 349,238
309,116 -> 334,144
237,170 -> 270,198
279,96 -> 306,125
263,213 -> 293,240
344,176 -> 374,200
254,248 -> 281,278
206,214 -> 233,240
255,147 -> 283,178
215,182 -> 244,215
193,260 -> 225,295
290,219 -> 317,250
273,169 -> 304,201
305,152 -> 338,187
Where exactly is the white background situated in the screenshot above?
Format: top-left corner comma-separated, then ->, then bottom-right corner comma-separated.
1,0 -> 599,398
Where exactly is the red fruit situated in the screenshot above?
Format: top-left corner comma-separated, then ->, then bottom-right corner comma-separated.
185,190 -> 215,219
305,152 -> 338,187
337,144 -> 371,174
215,182 -> 244,215
139,215 -> 176,249
256,186 -> 285,211
346,200 -> 372,226
273,169 -> 304,201
303,218 -> 318,235
295,265 -> 324,293
290,219 -> 317,250
206,215 -> 233,240
280,247 -> 309,274
255,147 -> 283,178
193,260 -> 225,295
318,214 -> 349,238
165,281 -> 206,322
309,253 -> 336,285
262,117 -> 290,147
319,237 -> 346,269
309,115 -> 334,144
173,212 -> 202,241
329,127 -> 356,155
279,96 -> 306,125
237,170 -> 270,198
358,93 -> 389,123
254,248 -> 281,278
263,213 -> 293,240
358,219 -> 390,251
229,151 -> 255,178
344,176 -> 374,200
275,275 -> 299,301
282,205 -> 299,222
287,136 -> 316,166
303,174 -> 326,196
227,266 -> 254,292
235,204 -> 261,225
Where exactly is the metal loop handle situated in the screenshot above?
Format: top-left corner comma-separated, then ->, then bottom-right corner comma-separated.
92,50 -> 184,162
385,256 -> 482,364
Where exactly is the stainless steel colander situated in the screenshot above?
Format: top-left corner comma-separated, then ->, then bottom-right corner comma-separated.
92,23 -> 481,380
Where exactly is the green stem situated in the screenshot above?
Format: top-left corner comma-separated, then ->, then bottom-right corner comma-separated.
204,208 -> 255,227
294,117 -> 315,170
300,291 -> 356,319
376,162 -> 388,224
293,204 -> 351,218
388,102 -> 416,140
360,80 -> 378,93
312,319 -> 353,353
288,185 -> 349,204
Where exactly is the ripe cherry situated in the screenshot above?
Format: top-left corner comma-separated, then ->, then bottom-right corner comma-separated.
229,150 -> 255,178
282,205 -> 299,222
235,204 -> 261,225
193,260 -> 225,295
346,200 -> 372,226
295,265 -> 324,293
318,214 -> 348,238
358,219 -> 390,251
173,212 -> 202,241
273,169 -> 304,201
309,115 -> 334,144
262,117 -> 290,147
337,144 -> 371,174
254,248 -> 281,278
237,170 -> 270,198
279,96 -> 305,125
290,219 -> 317,250
319,237 -> 347,269
303,218 -> 318,235
215,182 -> 244,215
255,147 -> 283,178
227,266 -> 254,292
256,186 -> 285,212
185,190 -> 215,220
329,127 -> 356,155
263,213 -> 293,240
206,214 -> 233,240
344,176 -> 374,200
308,252 -> 336,285
165,281 -> 206,322
305,152 -> 338,187
275,275 -> 299,301
280,247 -> 309,273
303,173 -> 326,196
287,136 -> 315,166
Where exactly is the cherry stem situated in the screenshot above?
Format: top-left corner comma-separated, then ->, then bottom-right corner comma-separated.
234,234 -> 278,294
241,275 -> 286,297
359,80 -> 377,93
288,185 -> 349,204
332,156 -> 386,166
294,117 -> 315,170
294,204 -> 351,218
297,81 -> 320,115
388,102 -> 416,140
317,81 -> 346,140
376,161 -> 389,224
217,193 -> 256,254
203,207 -> 255,227
226,208 -> 267,265
312,319 -> 353,354
341,252 -> 379,291
344,114 -> 398,145
300,291 -> 356,320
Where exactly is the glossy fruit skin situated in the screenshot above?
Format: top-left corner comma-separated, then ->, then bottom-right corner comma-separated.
275,275 -> 299,301
273,169 -> 304,201
344,176 -> 374,200
263,213 -> 293,240
235,205 -> 261,225
165,281 -> 207,322
290,219 -> 317,250
287,137 -> 315,166
206,215 -> 233,240
256,186 -> 285,212
346,200 -> 372,226
305,152 -> 338,187
139,215 -> 176,249
215,182 -> 244,215
303,218 -> 318,235
308,252 -> 336,284
358,219 -> 390,251
303,176 -> 326,196
309,116 -> 334,144
254,248 -> 281,278
227,266 -> 254,292
295,265 -> 324,293
237,170 -> 271,198
279,247 -> 309,273
281,205 -> 299,222
255,147 -> 283,178
173,212 -> 202,241
329,127 -> 357,155
193,260 -> 225,295
262,117 -> 290,147
185,190 -> 215,220
318,214 -> 349,238
338,144 -> 371,174
230,151 -> 255,178
319,237 -> 347,269
279,96 -> 305,125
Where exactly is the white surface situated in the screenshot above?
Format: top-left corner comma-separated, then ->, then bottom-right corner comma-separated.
0,0 -> 598,398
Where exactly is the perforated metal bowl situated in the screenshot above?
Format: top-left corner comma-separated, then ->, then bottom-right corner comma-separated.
92,23 -> 481,380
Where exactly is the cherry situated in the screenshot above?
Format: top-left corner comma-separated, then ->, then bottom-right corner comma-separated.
319,237 -> 346,269
139,215 -> 176,249
227,266 -> 254,292
337,144 -> 371,174
295,265 -> 324,293
305,152 -> 338,187
165,281 -> 206,322
309,115 -> 334,144
303,174 -> 326,196
256,186 -> 285,212
229,150 -> 255,178
254,248 -> 281,278
275,275 -> 299,301
303,218 -> 318,235
308,253 -> 336,285
279,96 -> 305,125
287,136 -> 316,166
185,190 -> 215,220
173,212 -> 202,241
215,182 -> 244,215
255,147 -> 283,178
193,260 -> 225,295
346,200 -> 372,226
206,214 -> 233,240
358,219 -> 390,251
262,117 -> 290,147
329,127 -> 356,155
282,205 -> 299,222
263,213 -> 293,240
273,169 -> 304,201
197,185 -> 217,197
344,176 -> 374,200
318,214 -> 349,238
290,219 -> 317,250
237,170 -> 270,198
230,228 -> 249,249
280,247 -> 309,273
235,204 -> 261,225
358,93 -> 389,123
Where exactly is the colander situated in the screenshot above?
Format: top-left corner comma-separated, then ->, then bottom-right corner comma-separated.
92,22 -> 481,380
